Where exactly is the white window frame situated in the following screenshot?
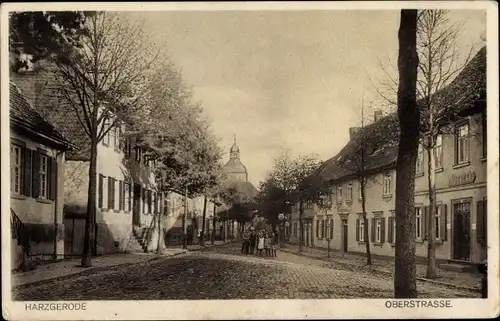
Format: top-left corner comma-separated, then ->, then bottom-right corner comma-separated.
39,155 -> 49,199
434,205 -> 441,240
416,144 -> 424,174
11,145 -> 22,194
358,183 -> 362,200
359,220 -> 365,242
456,122 -> 470,164
434,134 -> 443,169
415,207 -> 422,239
103,119 -> 110,146
114,125 -> 120,152
392,216 -> 397,243
375,218 -> 382,243
383,172 -> 392,196
346,184 -> 353,202
336,185 -> 343,203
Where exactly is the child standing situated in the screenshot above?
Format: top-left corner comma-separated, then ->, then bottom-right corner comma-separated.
265,232 -> 272,257
257,231 -> 265,256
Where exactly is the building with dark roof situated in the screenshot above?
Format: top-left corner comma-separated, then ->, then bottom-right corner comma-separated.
289,47 -> 487,267
9,81 -> 73,269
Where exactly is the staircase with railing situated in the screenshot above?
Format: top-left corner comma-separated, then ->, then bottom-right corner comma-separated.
11,209 -> 30,270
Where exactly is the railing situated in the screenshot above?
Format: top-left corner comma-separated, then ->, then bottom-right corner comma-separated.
11,209 -> 30,268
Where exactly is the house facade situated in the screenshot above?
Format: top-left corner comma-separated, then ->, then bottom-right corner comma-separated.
290,47 -> 487,265
9,82 -> 73,269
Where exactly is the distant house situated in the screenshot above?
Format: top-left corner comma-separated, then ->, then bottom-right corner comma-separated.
9,81 -> 73,270
290,46 -> 487,267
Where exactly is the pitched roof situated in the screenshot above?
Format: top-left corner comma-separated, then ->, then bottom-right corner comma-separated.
309,46 -> 486,187
10,69 -> 91,160
10,81 -> 72,149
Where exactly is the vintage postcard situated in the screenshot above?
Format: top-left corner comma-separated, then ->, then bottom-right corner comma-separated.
1,1 -> 499,320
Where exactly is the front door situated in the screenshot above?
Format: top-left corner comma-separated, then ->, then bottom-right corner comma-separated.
453,201 -> 471,260
343,220 -> 348,253
133,184 -> 141,226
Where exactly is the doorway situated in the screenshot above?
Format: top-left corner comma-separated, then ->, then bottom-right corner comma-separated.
133,184 -> 141,226
342,219 -> 348,253
452,200 -> 471,261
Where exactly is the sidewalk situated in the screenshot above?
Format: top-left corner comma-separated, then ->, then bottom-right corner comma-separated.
280,244 -> 481,292
168,240 -> 235,251
12,248 -> 189,288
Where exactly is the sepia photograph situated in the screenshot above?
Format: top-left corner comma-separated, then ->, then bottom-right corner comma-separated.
1,1 -> 498,320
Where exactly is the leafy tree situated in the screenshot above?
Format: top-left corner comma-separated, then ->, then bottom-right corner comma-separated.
255,151 -> 328,252
9,11 -> 92,71
394,9 -> 420,298
53,12 -> 160,267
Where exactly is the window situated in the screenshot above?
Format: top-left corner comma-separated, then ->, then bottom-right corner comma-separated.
434,134 -> 443,169
383,172 -> 392,196
435,205 -> 441,240
416,144 -> 424,175
39,155 -> 48,199
375,219 -> 382,243
358,183 -> 363,200
359,219 -> 365,242
455,122 -> 470,164
415,207 -> 422,239
98,174 -> 104,208
10,145 -> 22,194
329,219 -> 334,239
336,185 -> 343,203
346,184 -> 353,202
103,119 -> 110,146
390,216 -> 396,243
135,147 -> 141,162
293,223 -> 298,237
108,177 -> 115,209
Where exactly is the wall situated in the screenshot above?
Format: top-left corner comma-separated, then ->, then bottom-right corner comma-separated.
10,132 -> 65,266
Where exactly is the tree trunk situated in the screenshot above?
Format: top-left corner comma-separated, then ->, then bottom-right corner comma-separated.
394,9 -> 420,299
426,145 -> 437,278
298,200 -> 304,253
156,189 -> 163,254
212,202 -> 216,244
360,177 -> 372,265
200,193 -> 208,246
81,135 -> 98,267
182,186 -> 188,249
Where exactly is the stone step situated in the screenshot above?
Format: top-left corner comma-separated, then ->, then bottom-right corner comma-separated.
440,263 -> 476,273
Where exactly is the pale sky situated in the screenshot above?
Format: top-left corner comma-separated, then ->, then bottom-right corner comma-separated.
132,10 -> 486,187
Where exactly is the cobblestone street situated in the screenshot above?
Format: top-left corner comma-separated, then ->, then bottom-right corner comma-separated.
13,244 -> 478,300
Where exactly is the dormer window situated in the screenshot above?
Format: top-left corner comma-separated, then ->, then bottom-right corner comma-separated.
383,172 -> 392,197
336,185 -> 343,203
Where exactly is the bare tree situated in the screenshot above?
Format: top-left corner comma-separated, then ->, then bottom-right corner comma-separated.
372,10 -> 474,279
394,9 -> 419,298
54,12 -> 159,267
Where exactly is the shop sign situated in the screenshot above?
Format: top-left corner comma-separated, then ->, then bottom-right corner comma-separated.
449,171 -> 476,187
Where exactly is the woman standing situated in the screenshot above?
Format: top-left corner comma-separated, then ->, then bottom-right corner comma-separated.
264,232 -> 272,257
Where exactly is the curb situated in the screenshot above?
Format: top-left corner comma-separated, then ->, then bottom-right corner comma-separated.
280,249 -> 480,294
13,255 -> 167,290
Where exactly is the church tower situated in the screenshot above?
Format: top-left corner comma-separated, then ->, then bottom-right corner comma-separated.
222,135 -> 248,182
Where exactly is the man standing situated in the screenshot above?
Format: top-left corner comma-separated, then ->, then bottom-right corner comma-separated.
241,232 -> 250,254
249,229 -> 257,255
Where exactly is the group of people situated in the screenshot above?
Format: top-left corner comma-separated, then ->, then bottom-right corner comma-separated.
241,230 -> 278,257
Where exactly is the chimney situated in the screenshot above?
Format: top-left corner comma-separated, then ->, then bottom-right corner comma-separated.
349,127 -> 360,140
374,110 -> 383,122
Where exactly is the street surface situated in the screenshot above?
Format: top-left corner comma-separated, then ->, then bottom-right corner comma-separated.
13,244 -> 478,300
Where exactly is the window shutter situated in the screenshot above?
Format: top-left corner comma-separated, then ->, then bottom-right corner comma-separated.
49,157 -> 57,201
477,200 -> 485,246
422,206 -> 429,241
98,174 -> 104,208
388,217 -> 393,243
316,220 -> 319,238
441,204 -> 447,242
128,183 -> 132,211
23,147 -> 32,197
484,200 -> 487,247
356,219 -> 360,241
330,219 -> 334,239
371,218 -> 375,242
119,181 -> 123,211
381,217 -> 386,243
107,177 -> 112,209
31,150 -> 41,198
